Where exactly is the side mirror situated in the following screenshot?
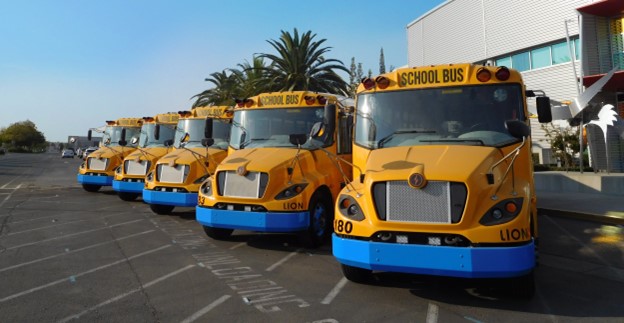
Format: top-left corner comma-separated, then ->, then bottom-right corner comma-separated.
204,118 -> 213,139
536,96 -> 552,123
505,120 -> 531,139
119,128 -> 127,146
164,139 -> 174,147
289,134 -> 307,146
309,122 -> 324,138
323,104 -> 336,141
87,130 -> 92,141
202,138 -> 215,147
154,124 -> 160,141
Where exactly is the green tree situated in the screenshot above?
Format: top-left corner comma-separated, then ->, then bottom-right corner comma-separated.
379,47 -> 386,74
258,28 -> 349,95
541,123 -> 580,169
231,56 -> 270,99
192,70 -> 239,107
0,120 -> 46,152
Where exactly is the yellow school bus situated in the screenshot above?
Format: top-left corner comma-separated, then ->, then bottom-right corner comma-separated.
77,118 -> 143,192
142,106 -> 232,214
196,91 -> 354,247
332,64 -> 552,298
112,112 -> 179,201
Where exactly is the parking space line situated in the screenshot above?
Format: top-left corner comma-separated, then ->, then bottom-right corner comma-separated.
0,230 -> 156,273
229,242 -> 246,250
5,218 -> 92,236
426,303 -> 439,323
320,277 -> 348,305
179,295 -> 231,323
266,249 -> 302,272
6,219 -> 144,250
57,264 -> 196,323
0,244 -> 171,303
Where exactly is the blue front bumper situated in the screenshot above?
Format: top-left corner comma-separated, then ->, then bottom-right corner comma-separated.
77,174 -> 113,186
196,206 -> 309,232
112,180 -> 144,193
332,234 -> 535,278
142,189 -> 197,207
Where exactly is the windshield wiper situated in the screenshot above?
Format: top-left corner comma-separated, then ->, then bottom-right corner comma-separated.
378,130 -> 436,148
420,139 -> 484,145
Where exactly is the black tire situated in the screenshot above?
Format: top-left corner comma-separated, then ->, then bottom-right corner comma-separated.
203,226 -> 234,240
149,204 -> 175,215
118,192 -> 139,201
298,192 -> 332,248
341,264 -> 373,283
82,184 -> 101,192
509,271 -> 535,299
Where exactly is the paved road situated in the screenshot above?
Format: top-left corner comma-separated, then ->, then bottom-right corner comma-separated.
0,152 -> 622,322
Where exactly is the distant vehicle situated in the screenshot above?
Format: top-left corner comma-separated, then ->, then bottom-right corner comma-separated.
61,150 -> 75,158
83,147 -> 98,159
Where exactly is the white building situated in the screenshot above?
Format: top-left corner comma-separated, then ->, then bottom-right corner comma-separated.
406,0 -> 624,171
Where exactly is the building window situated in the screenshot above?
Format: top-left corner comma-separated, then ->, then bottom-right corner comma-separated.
512,52 -> 530,71
496,57 -> 511,67
574,38 -> 580,60
551,42 -> 571,64
531,47 -> 550,69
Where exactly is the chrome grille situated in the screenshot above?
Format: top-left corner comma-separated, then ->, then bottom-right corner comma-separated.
88,157 -> 108,171
125,160 -> 149,176
157,164 -> 188,183
386,181 -> 451,223
223,171 -> 261,198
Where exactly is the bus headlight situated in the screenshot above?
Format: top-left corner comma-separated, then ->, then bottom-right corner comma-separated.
200,179 -> 213,197
115,166 -> 122,174
338,195 -> 365,221
275,183 -> 308,200
479,198 -> 523,226
146,171 -> 154,182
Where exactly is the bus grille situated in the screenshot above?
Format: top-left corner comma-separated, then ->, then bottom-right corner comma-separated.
386,181 -> 451,223
125,160 -> 149,176
157,164 -> 189,183
88,157 -> 108,171
219,171 -> 268,199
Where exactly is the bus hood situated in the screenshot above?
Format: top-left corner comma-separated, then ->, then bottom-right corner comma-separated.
157,147 -> 221,166
364,145 -> 506,183
219,148 -> 314,175
125,147 -> 171,163
89,146 -> 135,160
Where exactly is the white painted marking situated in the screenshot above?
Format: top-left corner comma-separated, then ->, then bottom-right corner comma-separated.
179,295 -> 231,323
426,303 -> 439,323
1,177 -> 20,189
5,219 -> 144,250
5,218 -> 92,236
0,230 -> 155,273
320,277 -> 348,305
266,249 -> 301,272
0,244 -> 171,303
229,242 -> 246,250
57,264 -> 195,323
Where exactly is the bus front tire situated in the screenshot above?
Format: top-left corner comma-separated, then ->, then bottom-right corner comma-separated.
149,204 -> 175,215
298,192 -> 332,248
82,184 -> 101,192
118,192 -> 139,201
203,226 -> 233,240
341,264 -> 373,283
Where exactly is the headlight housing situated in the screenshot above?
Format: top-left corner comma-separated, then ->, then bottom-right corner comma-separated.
275,183 -> 308,200
146,171 -> 154,182
479,198 -> 523,226
200,179 -> 213,196
338,195 -> 365,221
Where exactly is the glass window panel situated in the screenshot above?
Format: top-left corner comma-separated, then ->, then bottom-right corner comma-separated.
512,52 -> 530,71
531,47 -> 551,69
574,38 -> 580,60
496,57 -> 511,67
552,42 -> 571,64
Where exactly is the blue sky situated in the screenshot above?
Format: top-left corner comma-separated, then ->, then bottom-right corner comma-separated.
0,0 -> 444,142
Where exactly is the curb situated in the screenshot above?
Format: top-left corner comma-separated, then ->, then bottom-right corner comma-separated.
537,208 -> 624,226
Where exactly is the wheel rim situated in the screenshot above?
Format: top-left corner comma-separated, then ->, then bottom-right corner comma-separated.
311,203 -> 326,237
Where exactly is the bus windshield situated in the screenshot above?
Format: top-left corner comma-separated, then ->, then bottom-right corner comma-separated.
355,84 -> 525,149
174,119 -> 230,149
229,108 -> 325,150
139,123 -> 176,148
102,126 -> 141,147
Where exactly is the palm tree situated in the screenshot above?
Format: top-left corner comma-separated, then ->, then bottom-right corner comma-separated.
231,56 -> 270,99
258,29 -> 349,95
192,70 -> 239,107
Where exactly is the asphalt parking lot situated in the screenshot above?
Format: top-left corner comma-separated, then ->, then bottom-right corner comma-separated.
1,151 -> 623,322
